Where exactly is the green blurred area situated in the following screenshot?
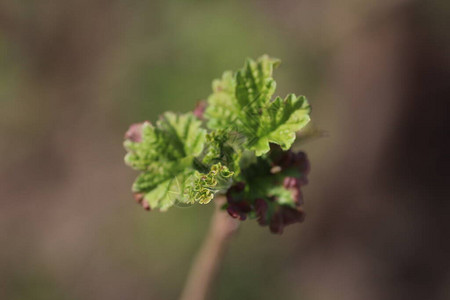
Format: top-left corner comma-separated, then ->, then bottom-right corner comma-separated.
117,1 -> 315,124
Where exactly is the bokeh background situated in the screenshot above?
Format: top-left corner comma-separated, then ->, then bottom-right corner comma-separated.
0,0 -> 448,299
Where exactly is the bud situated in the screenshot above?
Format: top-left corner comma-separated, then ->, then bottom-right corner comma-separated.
133,193 -> 144,203
226,182 -> 249,220
226,201 -> 251,220
141,200 -> 151,211
269,206 -> 305,234
283,177 -> 303,205
255,198 -> 268,226
193,100 -> 207,120
125,122 -> 149,142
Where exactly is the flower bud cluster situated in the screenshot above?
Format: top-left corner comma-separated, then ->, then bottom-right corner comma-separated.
224,145 -> 310,234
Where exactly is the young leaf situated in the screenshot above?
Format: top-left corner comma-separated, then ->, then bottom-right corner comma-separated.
204,55 -> 311,156
204,71 -> 237,130
235,55 -> 279,109
185,163 -> 234,205
124,112 -> 206,211
247,94 -> 311,155
199,130 -> 242,175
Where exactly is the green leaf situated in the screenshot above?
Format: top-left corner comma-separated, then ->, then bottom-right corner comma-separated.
235,55 -> 278,109
199,130 -> 242,176
248,94 -> 311,156
143,170 -> 195,211
124,112 -> 207,211
204,71 -> 237,130
204,55 -> 311,156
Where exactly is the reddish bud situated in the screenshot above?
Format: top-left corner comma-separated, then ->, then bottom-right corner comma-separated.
125,122 -> 149,142
193,100 -> 207,120
255,199 -> 268,226
226,182 -> 250,220
283,177 -> 303,205
269,206 -> 305,234
226,201 -> 251,220
133,193 -> 144,203
141,200 -> 151,211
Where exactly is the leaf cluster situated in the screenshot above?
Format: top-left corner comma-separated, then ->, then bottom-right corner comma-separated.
124,55 -> 312,233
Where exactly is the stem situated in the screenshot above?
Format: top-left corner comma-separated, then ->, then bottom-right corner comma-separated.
179,195 -> 239,300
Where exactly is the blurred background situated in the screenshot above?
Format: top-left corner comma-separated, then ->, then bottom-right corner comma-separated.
0,0 -> 448,299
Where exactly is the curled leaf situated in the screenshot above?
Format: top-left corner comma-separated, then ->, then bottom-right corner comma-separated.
185,163 -> 234,205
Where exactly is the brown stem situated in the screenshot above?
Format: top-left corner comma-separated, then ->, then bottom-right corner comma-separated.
179,195 -> 239,300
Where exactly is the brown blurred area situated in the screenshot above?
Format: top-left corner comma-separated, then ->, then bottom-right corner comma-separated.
0,0 -> 448,299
